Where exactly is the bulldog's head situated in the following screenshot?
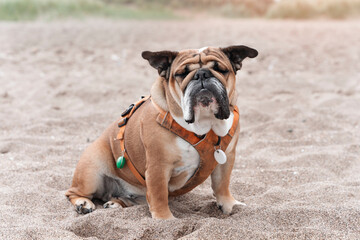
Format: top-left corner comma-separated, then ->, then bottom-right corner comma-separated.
142,46 -> 258,132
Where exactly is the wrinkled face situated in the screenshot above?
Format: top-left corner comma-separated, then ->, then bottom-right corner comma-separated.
142,45 -> 258,124
169,47 -> 235,123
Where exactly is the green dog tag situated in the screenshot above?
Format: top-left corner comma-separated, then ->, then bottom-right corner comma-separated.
116,156 -> 126,169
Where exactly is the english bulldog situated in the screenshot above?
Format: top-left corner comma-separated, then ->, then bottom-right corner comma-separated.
65,45 -> 258,219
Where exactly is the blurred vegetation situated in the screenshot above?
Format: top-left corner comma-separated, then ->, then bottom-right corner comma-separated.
0,0 -> 173,21
1,0 -> 360,21
267,0 -> 360,19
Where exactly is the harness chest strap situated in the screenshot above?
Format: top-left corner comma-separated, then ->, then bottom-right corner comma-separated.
154,102 -> 239,196
116,96 -> 239,196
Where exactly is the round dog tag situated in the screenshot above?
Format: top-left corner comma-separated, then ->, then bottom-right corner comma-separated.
214,149 -> 227,164
116,156 -> 126,169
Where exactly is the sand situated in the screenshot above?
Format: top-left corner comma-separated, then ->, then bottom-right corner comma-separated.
0,19 -> 359,239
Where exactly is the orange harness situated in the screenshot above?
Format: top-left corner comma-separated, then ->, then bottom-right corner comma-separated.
116,96 -> 239,196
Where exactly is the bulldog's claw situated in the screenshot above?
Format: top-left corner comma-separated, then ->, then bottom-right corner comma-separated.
76,203 -> 93,214
103,200 -> 122,209
74,199 -> 95,214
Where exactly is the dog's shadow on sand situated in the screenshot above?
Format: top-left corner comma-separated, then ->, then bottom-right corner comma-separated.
90,192 -> 234,219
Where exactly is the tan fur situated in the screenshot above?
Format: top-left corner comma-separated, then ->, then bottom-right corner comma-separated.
65,46 -> 256,219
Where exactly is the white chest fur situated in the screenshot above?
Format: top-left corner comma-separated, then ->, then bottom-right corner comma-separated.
173,108 -> 234,137
168,137 -> 200,192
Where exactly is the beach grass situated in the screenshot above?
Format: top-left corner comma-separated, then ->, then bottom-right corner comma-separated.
0,0 -> 173,21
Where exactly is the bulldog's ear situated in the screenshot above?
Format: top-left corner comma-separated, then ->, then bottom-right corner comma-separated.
221,45 -> 258,72
142,50 -> 178,79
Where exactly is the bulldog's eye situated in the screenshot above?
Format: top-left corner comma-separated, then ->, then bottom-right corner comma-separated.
214,62 -> 229,74
175,67 -> 189,78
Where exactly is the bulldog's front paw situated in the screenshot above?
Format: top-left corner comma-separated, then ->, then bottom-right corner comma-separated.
74,198 -> 95,214
151,210 -> 176,220
216,196 -> 246,214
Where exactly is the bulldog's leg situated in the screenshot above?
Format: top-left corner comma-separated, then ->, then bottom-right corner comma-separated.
65,158 -> 99,214
145,162 -> 174,219
211,147 -> 245,214
65,139 -> 111,214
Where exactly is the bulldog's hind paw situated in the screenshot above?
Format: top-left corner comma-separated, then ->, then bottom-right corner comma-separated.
74,198 -> 95,214
103,198 -> 126,209
103,200 -> 122,209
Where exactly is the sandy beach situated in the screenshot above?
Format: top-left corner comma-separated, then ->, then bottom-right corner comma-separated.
0,19 -> 360,239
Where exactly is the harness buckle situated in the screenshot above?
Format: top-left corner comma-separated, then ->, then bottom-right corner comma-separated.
121,104 -> 135,117
118,117 -> 128,128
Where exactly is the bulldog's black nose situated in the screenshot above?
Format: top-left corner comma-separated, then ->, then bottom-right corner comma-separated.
194,68 -> 213,81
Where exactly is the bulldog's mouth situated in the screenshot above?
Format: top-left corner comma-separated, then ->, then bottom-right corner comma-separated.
182,77 -> 230,124
195,89 -> 214,107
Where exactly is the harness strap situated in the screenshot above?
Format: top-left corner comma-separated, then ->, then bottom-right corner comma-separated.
116,96 -> 149,187
120,138 -> 146,186
153,100 -> 240,196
